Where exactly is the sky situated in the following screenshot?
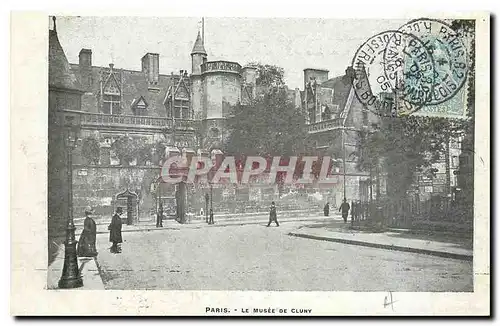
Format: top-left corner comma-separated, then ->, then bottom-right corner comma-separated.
53,16 -> 407,89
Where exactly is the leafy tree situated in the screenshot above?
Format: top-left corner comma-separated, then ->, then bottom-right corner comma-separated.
111,136 -> 149,166
450,19 -> 475,209
247,62 -> 285,88
135,138 -> 153,166
81,136 -> 100,165
224,87 -> 310,157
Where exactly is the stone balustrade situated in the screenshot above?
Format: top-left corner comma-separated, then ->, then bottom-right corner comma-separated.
79,112 -> 194,131
307,118 -> 343,134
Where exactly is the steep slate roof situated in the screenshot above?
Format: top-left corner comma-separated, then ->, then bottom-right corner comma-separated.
49,29 -> 83,92
191,31 -> 207,55
69,63 -> 184,117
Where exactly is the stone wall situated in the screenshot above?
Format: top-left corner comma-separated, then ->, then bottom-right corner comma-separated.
72,165 -> 161,224
71,165 -> 342,225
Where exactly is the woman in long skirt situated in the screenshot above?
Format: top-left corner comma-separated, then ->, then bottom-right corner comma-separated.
77,206 -> 98,257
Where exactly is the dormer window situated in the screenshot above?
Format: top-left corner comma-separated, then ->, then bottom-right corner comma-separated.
102,71 -> 122,115
164,76 -> 191,120
132,96 -> 149,116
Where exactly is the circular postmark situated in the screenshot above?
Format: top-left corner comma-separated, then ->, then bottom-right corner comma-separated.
383,31 -> 436,113
398,18 -> 469,105
351,30 -> 435,116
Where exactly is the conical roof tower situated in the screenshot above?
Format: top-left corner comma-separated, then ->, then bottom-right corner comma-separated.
191,31 -> 207,55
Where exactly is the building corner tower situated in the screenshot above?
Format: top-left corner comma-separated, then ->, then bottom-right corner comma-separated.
191,31 -> 207,120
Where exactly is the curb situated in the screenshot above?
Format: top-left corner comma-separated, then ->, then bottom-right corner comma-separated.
96,226 -> 180,235
287,232 -> 473,261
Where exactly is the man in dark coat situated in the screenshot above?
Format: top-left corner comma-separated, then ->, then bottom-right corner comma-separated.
267,201 -> 279,227
77,206 -> 98,257
324,202 -> 330,216
208,208 -> 214,225
339,199 -> 350,223
109,207 -> 123,253
156,203 -> 164,228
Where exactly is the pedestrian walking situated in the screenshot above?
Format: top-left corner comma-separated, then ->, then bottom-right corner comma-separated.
109,207 -> 123,253
267,201 -> 279,227
156,203 -> 164,228
339,198 -> 350,223
77,206 -> 98,257
324,202 -> 330,217
208,208 -> 214,224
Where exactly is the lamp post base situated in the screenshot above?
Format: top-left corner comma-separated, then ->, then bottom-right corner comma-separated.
58,239 -> 83,289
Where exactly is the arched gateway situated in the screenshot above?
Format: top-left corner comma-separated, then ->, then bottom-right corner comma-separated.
115,189 -> 139,225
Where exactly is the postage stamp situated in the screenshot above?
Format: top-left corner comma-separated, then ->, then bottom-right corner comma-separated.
10,10 -> 489,317
351,18 -> 471,117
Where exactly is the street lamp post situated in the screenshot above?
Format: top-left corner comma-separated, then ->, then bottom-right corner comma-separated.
58,112 -> 83,289
210,183 -> 213,211
204,192 -> 209,223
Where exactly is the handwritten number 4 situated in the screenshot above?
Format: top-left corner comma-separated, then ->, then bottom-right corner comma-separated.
384,292 -> 397,311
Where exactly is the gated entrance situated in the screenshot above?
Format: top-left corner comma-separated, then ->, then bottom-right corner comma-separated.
116,189 -> 139,225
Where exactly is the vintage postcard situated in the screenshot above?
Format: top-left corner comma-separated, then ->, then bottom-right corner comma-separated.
10,10 -> 490,316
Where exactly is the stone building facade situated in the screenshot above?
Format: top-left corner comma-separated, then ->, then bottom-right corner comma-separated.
299,67 -> 380,207
48,22 -> 84,237
50,20 -> 413,226
51,23 -> 301,225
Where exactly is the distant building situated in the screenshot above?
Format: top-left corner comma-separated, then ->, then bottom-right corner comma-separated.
299,66 -> 380,207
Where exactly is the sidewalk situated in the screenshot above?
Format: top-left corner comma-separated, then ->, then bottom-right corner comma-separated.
94,212 -> 327,234
46,242 -> 105,290
76,208 -> 321,227
288,217 -> 473,261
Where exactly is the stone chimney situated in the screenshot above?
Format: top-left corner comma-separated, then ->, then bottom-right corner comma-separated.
303,68 -> 329,88
141,53 -> 160,86
79,49 -> 92,89
79,48 -> 92,67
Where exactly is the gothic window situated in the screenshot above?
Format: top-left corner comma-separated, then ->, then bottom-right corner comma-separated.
102,94 -> 121,114
102,75 -> 121,114
176,85 -> 189,100
164,79 -> 191,119
174,99 -> 190,119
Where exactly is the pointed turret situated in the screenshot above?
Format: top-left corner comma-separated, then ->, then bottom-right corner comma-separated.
190,29 -> 207,119
191,30 -> 207,76
49,17 -> 83,92
191,31 -> 207,55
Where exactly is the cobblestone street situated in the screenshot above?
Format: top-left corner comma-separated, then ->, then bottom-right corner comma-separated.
94,218 -> 473,291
